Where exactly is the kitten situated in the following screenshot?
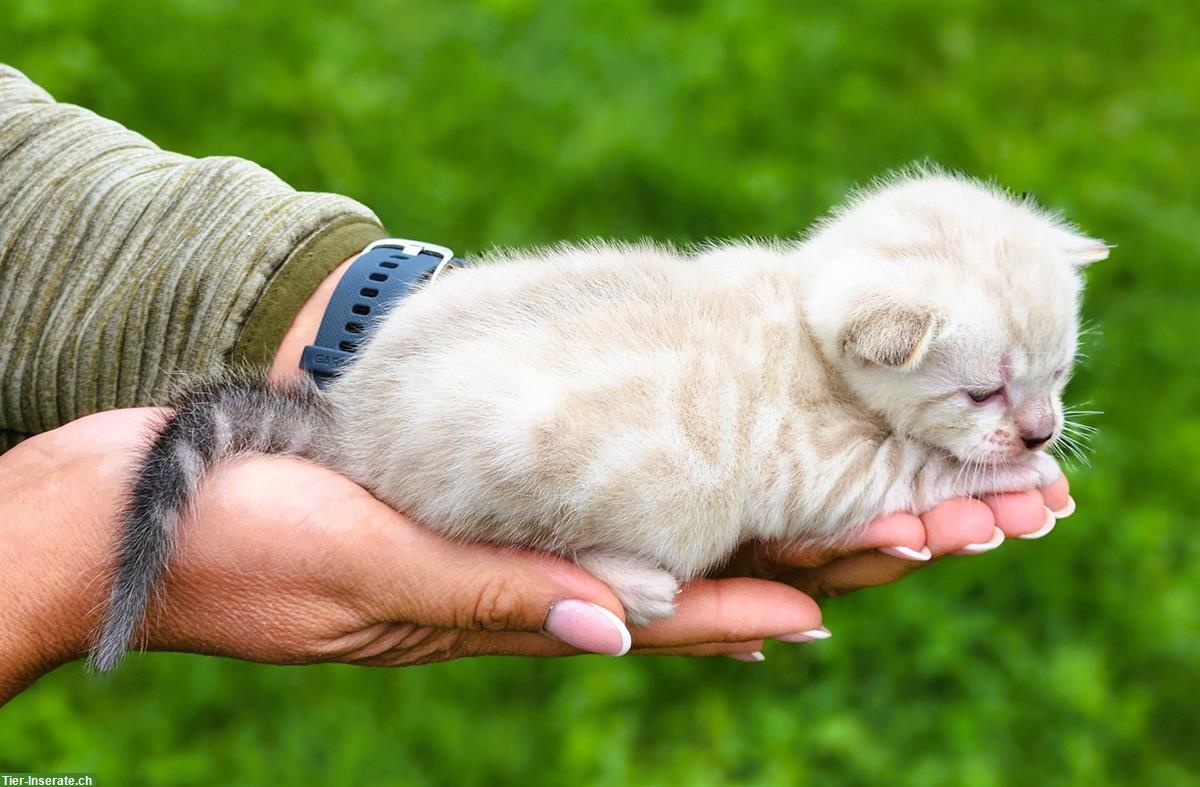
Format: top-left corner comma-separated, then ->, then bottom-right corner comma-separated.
90,169 -> 1106,671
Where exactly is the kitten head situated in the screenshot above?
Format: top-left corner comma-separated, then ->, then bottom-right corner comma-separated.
804,169 -> 1107,466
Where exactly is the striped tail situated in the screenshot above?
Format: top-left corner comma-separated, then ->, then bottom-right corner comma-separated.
88,372 -> 332,672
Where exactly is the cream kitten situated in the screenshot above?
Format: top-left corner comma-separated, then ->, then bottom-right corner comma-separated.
91,169 -> 1105,671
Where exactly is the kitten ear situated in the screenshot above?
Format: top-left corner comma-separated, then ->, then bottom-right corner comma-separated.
1051,226 -> 1110,266
842,301 -> 943,370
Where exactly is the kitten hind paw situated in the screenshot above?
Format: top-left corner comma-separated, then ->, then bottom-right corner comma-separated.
575,548 -> 680,627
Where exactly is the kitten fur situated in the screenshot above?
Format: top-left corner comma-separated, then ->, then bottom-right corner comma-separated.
90,169 -> 1107,671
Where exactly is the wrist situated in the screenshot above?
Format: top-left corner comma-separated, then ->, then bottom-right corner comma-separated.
270,239 -> 461,384
269,254 -> 358,381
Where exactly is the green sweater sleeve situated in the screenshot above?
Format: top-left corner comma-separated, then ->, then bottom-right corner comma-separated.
0,65 -> 387,450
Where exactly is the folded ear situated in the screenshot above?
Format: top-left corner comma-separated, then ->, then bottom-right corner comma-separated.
1050,225 -> 1110,266
842,301 -> 942,370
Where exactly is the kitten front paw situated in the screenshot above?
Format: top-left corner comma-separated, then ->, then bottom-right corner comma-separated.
1029,452 -> 1063,488
576,548 -> 680,627
961,453 -> 1061,499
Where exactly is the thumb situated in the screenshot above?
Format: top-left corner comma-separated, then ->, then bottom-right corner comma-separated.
355,505 -> 632,656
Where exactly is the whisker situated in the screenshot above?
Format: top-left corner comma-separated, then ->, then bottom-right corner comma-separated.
953,443 -> 983,495
1054,431 -> 1093,469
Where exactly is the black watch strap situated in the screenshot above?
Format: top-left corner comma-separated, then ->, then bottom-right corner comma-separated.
299,238 -> 462,389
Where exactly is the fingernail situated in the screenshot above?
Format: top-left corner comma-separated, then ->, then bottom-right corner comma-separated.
1051,495 -> 1076,519
879,545 -> 932,561
954,526 -> 1006,555
1018,507 -> 1058,540
775,626 -> 832,643
726,651 -> 766,662
543,600 -> 631,656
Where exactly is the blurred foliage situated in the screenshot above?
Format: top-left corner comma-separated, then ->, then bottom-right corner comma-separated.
2,0 -> 1198,784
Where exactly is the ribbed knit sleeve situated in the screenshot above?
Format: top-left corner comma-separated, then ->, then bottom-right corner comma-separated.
0,65 -> 386,447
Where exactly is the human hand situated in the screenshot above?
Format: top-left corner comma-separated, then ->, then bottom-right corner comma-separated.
721,479 -> 1073,601
0,407 -> 830,702
0,403 -> 1075,699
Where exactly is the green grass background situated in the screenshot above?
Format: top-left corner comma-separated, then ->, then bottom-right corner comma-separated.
2,0 -> 1198,784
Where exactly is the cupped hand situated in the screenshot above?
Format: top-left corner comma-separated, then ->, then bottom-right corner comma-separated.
632,476 -> 1072,661
0,407 -> 821,698
721,477 -> 1073,602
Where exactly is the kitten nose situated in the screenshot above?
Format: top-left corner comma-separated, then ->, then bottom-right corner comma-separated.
1022,433 -> 1052,450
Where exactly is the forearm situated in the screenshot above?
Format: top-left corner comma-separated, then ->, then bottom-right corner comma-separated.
0,64 -> 385,440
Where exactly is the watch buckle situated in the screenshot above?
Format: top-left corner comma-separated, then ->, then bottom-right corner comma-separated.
363,237 -> 457,283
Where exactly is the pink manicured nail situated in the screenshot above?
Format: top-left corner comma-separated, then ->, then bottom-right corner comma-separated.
1018,507 -> 1058,540
954,526 -> 1006,556
879,545 -> 932,561
1051,496 -> 1076,519
543,600 -> 631,656
775,626 -> 832,643
726,651 -> 766,662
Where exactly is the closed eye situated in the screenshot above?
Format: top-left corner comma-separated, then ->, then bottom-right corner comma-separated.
966,386 -> 1004,404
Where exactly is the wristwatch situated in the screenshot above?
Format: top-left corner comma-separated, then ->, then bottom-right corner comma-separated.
299,238 -> 463,389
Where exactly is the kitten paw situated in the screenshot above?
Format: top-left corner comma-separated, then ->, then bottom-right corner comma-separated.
1030,452 -> 1063,488
957,453 -> 1061,499
575,549 -> 680,626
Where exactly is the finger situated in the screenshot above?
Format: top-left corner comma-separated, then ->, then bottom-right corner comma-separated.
919,498 -> 1001,556
763,513 -> 928,568
460,633 -> 769,661
458,631 -> 784,660
773,481 -> 1070,599
342,493 -> 632,655
762,476 -> 1074,571
790,551 -> 917,598
792,499 -> 997,597
630,577 -> 824,647
361,630 -> 770,664
355,629 -> 579,665
981,489 -> 1055,540
725,651 -> 768,663
1040,474 -> 1073,516
635,640 -> 765,659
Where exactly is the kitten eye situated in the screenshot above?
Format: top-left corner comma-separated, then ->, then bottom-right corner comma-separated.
967,386 -> 1004,404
